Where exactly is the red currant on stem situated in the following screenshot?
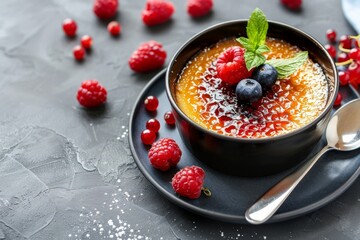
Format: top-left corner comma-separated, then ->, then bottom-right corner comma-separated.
348,61 -> 360,84
141,129 -> 156,145
81,35 -> 93,50
164,111 -> 176,125
108,21 -> 121,36
325,44 -> 336,58
334,93 -> 342,107
349,48 -> 360,61
73,45 -> 85,61
326,29 -> 337,42
337,52 -> 349,63
338,71 -> 350,86
63,19 -> 77,37
146,119 -> 160,133
144,96 -> 159,111
339,35 -> 352,49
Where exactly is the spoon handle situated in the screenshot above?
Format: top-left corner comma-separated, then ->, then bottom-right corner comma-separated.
245,145 -> 332,224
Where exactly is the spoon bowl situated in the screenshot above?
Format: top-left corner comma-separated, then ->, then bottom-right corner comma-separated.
245,98 -> 360,224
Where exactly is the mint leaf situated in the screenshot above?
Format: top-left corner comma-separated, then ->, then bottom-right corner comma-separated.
266,51 -> 309,78
245,51 -> 266,70
237,37 -> 256,52
247,8 -> 268,48
255,45 -> 270,55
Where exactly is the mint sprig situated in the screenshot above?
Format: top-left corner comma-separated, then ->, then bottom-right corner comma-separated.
266,51 -> 309,78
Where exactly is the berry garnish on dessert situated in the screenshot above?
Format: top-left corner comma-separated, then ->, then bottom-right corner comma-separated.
146,118 -> 161,133
252,63 -> 278,89
216,47 -> 252,85
73,45 -> 86,61
164,111 -> 175,125
129,41 -> 167,73
280,0 -> 302,10
107,21 -> 121,36
62,19 -> 77,37
187,0 -> 213,18
93,0 -> 118,19
142,0 -> 175,27
144,96 -> 159,111
141,129 -> 157,145
148,138 -> 182,171
236,79 -> 262,103
77,80 -> 107,108
81,35 -> 93,50
171,166 -> 207,199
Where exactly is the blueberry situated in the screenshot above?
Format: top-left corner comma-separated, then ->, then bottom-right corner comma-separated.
252,64 -> 278,89
236,79 -> 263,103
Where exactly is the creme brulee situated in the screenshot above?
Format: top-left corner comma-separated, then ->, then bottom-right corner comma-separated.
175,38 -> 329,138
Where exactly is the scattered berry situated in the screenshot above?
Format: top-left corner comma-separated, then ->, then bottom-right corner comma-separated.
129,41 -> 167,72
146,119 -> 161,133
107,21 -> 121,36
326,29 -> 337,43
164,111 -> 175,125
325,44 -> 336,59
73,45 -> 86,61
348,61 -> 360,84
144,96 -> 159,111
216,47 -> 253,85
349,48 -> 360,61
62,19 -> 77,37
236,79 -> 263,103
280,0 -> 302,10
337,52 -> 349,63
252,64 -> 278,89
142,0 -> 175,27
339,35 -> 352,49
93,0 -> 118,19
81,35 -> 93,50
141,129 -> 157,145
148,138 -> 182,171
187,0 -> 213,18
334,93 -> 342,106
338,71 -> 350,86
76,80 -> 107,108
172,166 -> 205,199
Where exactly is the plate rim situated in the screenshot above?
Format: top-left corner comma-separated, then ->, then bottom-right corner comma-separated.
129,68 -> 360,224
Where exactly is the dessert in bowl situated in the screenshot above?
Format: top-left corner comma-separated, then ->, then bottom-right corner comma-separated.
166,9 -> 338,176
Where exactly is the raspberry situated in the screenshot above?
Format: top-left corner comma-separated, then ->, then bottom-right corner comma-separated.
73,45 -> 85,61
142,0 -> 175,27
187,0 -> 213,18
93,0 -> 118,19
281,0 -> 302,10
129,41 -> 167,73
62,19 -> 77,37
107,21 -> 121,36
172,166 -> 205,199
148,138 -> 182,171
81,35 -> 93,50
76,80 -> 107,108
216,47 -> 253,85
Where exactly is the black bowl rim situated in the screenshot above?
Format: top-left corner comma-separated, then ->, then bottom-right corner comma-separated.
165,19 -> 339,143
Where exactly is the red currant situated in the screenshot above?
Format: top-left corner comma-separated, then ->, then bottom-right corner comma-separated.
62,19 -> 77,37
338,71 -> 350,86
325,44 -> 336,58
348,61 -> 360,84
146,119 -> 160,133
337,52 -> 349,63
144,96 -> 159,111
326,29 -> 337,42
107,21 -> 121,36
141,129 -> 156,145
339,35 -> 352,49
349,48 -> 360,61
81,35 -> 93,50
73,45 -> 85,61
334,93 -> 342,106
356,39 -> 359,48
164,111 -> 175,125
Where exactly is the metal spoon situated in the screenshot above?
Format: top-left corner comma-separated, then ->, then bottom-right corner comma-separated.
245,98 -> 360,224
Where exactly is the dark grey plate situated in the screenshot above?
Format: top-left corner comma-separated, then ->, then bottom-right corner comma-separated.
129,69 -> 360,224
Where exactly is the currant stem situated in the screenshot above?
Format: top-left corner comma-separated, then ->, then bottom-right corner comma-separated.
336,59 -> 353,66
338,43 -> 351,53
202,187 -> 212,197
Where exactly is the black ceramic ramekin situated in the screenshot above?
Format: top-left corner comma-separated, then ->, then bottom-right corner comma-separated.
166,20 -> 338,177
